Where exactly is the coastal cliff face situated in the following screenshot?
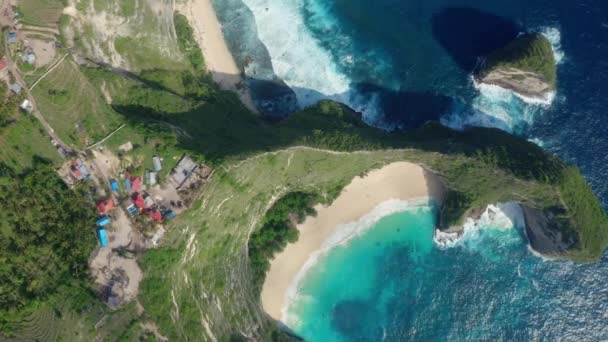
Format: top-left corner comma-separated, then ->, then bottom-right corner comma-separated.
476,33 -> 556,100
521,206 -> 576,255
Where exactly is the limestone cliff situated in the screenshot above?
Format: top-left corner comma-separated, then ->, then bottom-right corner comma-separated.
476,33 -> 556,101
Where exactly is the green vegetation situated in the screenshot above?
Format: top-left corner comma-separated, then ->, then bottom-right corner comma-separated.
248,192 -> 319,292
483,33 -> 557,87
0,161 -> 97,333
120,0 -> 137,17
560,166 -> 608,260
17,0 -> 65,27
174,12 -> 205,70
31,59 -> 124,148
0,79 -> 61,171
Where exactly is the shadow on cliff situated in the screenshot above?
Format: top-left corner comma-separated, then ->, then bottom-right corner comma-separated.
110,71 -> 563,184
431,7 -> 520,71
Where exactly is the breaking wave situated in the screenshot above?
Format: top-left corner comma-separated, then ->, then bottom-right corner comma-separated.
237,0 -> 386,123
434,202 -> 526,249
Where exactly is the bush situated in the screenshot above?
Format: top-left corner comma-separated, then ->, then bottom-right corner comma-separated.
248,192 -> 319,292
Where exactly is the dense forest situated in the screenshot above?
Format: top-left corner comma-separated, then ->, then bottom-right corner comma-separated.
248,192 -> 319,292
0,161 -> 97,331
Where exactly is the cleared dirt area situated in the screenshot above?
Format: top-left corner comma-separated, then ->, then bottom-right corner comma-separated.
28,38 -> 56,67
91,148 -> 122,183
89,209 -> 144,308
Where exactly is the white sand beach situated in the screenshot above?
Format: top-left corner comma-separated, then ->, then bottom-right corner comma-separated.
176,0 -> 257,112
260,162 -> 446,321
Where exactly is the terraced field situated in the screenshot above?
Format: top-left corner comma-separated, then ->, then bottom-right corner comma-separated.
18,0 -> 64,27
31,60 -> 124,148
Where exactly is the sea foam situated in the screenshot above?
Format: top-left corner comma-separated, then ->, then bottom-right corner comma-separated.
237,0 -> 386,124
434,202 -> 525,248
282,198 -> 432,325
442,27 -> 564,134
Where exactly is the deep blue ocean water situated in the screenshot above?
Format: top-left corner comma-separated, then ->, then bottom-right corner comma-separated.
212,0 -> 608,339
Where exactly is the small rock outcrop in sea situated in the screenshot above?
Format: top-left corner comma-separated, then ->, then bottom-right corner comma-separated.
476,33 -> 557,101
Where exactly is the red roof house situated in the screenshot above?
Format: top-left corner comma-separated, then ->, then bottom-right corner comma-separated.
97,199 -> 115,214
0,58 -> 7,72
132,193 -> 145,209
150,209 -> 163,223
131,176 -> 142,191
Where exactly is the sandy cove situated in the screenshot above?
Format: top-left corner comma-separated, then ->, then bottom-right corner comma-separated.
176,0 -> 257,112
260,161 -> 446,322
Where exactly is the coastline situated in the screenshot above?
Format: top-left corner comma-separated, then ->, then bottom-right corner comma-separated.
176,0 -> 258,112
472,75 -> 555,106
260,162 -> 446,322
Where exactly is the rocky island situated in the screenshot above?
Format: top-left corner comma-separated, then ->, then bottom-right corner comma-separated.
476,33 -> 557,102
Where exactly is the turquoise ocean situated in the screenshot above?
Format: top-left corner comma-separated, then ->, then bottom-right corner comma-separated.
211,0 -> 608,339
283,203 -> 608,340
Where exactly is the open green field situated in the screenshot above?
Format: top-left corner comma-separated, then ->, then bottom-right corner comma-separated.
17,0 -> 65,27
32,59 -> 124,148
0,114 -> 62,170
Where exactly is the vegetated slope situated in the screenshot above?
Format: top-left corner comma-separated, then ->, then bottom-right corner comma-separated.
0,161 -> 98,335
63,0 -> 185,70
31,60 -> 123,148
477,33 -> 556,98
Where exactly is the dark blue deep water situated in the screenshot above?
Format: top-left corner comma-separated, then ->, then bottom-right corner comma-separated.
212,0 -> 608,340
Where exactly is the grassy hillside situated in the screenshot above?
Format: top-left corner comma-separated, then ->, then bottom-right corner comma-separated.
483,33 -> 557,87
32,60 -> 124,148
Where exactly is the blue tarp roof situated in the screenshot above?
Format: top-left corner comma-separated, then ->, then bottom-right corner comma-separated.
110,179 -> 120,191
163,210 -> 176,219
124,178 -> 131,191
96,216 -> 111,227
98,229 -> 108,247
126,204 -> 139,216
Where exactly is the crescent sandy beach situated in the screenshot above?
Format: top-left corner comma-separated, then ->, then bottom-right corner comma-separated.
176,0 -> 257,112
260,162 -> 446,321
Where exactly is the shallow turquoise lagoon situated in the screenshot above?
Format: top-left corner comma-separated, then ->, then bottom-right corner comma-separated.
285,204 -> 608,340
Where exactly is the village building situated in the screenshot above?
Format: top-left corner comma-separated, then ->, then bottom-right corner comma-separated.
96,215 -> 111,227
126,204 -> 139,216
171,156 -> 198,189
131,176 -> 142,191
70,159 -> 91,181
19,99 -> 33,113
131,193 -> 145,210
97,228 -> 108,247
110,179 -> 120,192
97,198 -> 115,215
143,194 -> 155,209
25,52 -> 35,65
7,32 -> 16,44
145,169 -> 157,186
150,209 -> 163,223
10,83 -> 21,94
124,177 -> 132,192
152,156 -> 162,171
